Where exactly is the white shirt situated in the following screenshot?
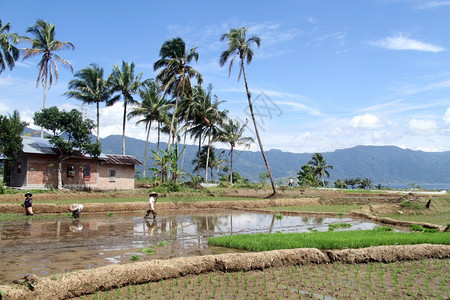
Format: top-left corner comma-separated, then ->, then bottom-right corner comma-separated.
148,196 -> 156,210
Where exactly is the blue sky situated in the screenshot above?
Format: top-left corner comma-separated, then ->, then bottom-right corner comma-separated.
1,0 -> 449,154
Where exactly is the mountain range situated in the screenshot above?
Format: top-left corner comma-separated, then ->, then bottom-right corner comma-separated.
99,135 -> 450,188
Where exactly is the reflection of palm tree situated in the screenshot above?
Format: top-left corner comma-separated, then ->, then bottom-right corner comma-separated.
269,214 -> 276,233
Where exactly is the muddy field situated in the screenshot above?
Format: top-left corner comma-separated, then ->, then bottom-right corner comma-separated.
0,188 -> 448,299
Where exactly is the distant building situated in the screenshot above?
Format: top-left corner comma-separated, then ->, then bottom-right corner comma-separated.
2,136 -> 142,190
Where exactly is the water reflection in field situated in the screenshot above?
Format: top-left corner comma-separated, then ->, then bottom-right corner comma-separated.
0,210 -> 397,283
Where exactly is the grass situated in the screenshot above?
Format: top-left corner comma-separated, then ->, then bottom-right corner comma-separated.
0,195 -> 266,205
380,211 -> 450,227
268,204 -> 361,213
208,230 -> 450,251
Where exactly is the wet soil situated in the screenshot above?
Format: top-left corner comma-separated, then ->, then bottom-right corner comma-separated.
77,258 -> 450,300
0,188 -> 448,299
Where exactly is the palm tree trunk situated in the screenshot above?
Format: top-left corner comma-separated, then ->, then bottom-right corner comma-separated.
197,138 -> 201,177
157,122 -> 161,153
96,101 -> 100,143
41,80 -> 48,138
205,131 -> 211,183
143,121 -> 152,178
122,101 -> 127,155
230,146 -> 234,184
241,61 -> 276,195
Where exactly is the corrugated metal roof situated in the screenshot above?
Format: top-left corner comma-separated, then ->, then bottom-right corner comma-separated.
21,136 -> 108,159
22,136 -> 58,155
103,154 -> 143,166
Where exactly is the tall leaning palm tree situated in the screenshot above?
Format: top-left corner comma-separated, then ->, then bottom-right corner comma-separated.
219,27 -> 276,195
0,19 -> 20,74
217,118 -> 254,184
308,153 -> 333,187
153,37 -> 203,152
107,61 -> 143,155
64,63 -> 118,143
128,79 -> 169,178
22,19 -> 75,138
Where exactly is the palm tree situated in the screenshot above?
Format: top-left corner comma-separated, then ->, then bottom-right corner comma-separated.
308,153 -> 333,187
22,19 -> 75,137
107,61 -> 143,155
219,27 -> 276,195
64,63 -> 117,143
217,118 -> 254,184
188,85 -> 228,182
128,79 -> 170,178
203,95 -> 228,183
153,37 -> 203,152
0,19 -> 19,74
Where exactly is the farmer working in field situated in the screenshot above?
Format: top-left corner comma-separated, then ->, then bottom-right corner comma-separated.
23,192 -> 33,216
145,192 -> 158,219
69,203 -> 84,218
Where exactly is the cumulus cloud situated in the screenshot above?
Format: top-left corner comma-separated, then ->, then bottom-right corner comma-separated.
444,107 -> 450,131
351,113 -> 382,129
409,118 -> 437,135
370,33 -> 444,52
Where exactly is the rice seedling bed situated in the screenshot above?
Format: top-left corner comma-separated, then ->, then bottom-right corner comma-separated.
75,258 -> 449,300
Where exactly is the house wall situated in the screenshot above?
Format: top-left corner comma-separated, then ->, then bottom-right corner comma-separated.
97,163 -> 135,190
7,154 -> 136,190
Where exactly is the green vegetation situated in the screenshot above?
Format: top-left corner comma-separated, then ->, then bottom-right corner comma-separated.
328,222 -> 352,231
410,224 -> 438,233
268,204 -> 361,213
208,231 -> 450,251
130,255 -> 140,261
84,259 -> 450,300
373,226 -> 394,232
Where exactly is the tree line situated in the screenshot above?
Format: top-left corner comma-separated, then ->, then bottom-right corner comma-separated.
296,153 -> 379,190
1,20 -> 279,193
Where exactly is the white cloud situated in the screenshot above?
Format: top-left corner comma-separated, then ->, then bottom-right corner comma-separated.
443,107 -> 450,131
370,33 -> 444,52
417,1 -> 450,9
351,113 -> 382,129
408,118 -> 437,135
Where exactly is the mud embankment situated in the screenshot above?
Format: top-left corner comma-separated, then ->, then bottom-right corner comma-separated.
0,197 -> 320,214
1,244 -> 449,300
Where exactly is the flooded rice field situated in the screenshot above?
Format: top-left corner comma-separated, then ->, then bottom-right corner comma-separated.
0,209 -> 403,284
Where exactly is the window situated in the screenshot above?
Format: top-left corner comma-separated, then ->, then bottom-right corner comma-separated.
67,165 -> 75,177
16,163 -> 22,174
83,165 -> 91,180
109,170 -> 116,182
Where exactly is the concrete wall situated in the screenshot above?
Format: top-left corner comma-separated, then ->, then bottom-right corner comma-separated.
97,163 -> 135,190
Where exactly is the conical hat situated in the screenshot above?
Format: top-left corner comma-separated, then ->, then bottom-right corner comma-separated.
69,204 -> 79,211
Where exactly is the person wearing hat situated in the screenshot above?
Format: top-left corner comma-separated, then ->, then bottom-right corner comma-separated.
145,192 -> 158,219
23,192 -> 33,216
69,203 -> 84,218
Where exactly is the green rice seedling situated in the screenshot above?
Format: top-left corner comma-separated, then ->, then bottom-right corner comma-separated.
156,240 -> 168,247
275,213 -> 283,220
328,222 -> 352,231
140,247 -> 155,255
130,255 -> 139,261
108,212 -> 114,217
410,224 -> 438,233
373,225 -> 393,232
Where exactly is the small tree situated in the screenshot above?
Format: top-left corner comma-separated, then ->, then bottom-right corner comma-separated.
0,111 -> 27,182
33,106 -> 101,189
296,164 -> 318,187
